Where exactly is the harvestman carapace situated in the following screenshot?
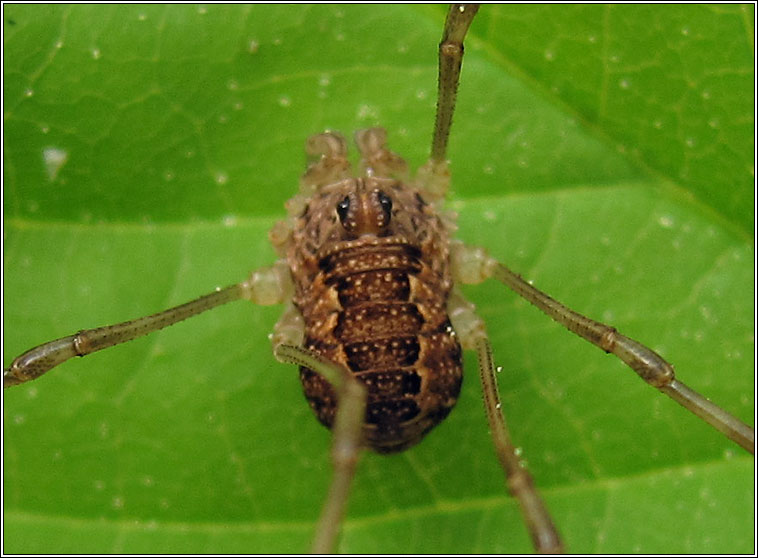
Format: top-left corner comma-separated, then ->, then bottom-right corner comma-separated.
5,4 -> 753,553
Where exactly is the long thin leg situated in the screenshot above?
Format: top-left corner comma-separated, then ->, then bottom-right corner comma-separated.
448,291 -> 563,553
416,4 -> 479,201
431,3 -> 479,164
273,342 -> 367,554
3,262 -> 292,388
452,242 -> 755,454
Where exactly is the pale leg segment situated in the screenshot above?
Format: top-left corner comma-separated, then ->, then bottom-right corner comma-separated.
448,291 -> 564,553
452,242 -> 755,455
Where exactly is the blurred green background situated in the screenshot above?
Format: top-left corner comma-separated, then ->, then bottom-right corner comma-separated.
3,4 -> 754,553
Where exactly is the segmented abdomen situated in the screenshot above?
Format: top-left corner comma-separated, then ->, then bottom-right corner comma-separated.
296,241 -> 462,453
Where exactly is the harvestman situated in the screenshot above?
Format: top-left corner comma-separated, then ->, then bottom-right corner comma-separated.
4,5 -> 754,553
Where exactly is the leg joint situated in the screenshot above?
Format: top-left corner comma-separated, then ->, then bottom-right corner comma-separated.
599,326 -> 618,353
439,40 -> 463,59
73,330 -> 90,356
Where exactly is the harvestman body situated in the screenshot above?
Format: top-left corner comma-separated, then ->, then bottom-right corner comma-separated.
4,5 -> 754,553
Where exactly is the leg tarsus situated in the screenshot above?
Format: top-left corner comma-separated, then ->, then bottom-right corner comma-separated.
4,283 -> 249,388
4,261 -> 293,389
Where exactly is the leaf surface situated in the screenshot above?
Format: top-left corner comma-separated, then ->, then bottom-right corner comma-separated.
3,5 -> 753,554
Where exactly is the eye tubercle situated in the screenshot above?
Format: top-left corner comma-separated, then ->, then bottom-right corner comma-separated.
335,190 -> 393,236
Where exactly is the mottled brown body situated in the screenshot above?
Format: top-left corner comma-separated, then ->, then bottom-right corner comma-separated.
287,172 -> 462,453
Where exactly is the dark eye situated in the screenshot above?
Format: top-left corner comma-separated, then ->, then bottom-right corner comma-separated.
376,190 -> 392,224
336,196 -> 351,224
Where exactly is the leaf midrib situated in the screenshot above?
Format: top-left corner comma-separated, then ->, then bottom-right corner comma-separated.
4,455 -> 749,530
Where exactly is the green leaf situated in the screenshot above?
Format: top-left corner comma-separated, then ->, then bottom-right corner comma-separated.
3,5 -> 753,554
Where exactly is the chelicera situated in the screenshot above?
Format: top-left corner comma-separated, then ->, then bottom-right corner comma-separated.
4,5 -> 753,553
